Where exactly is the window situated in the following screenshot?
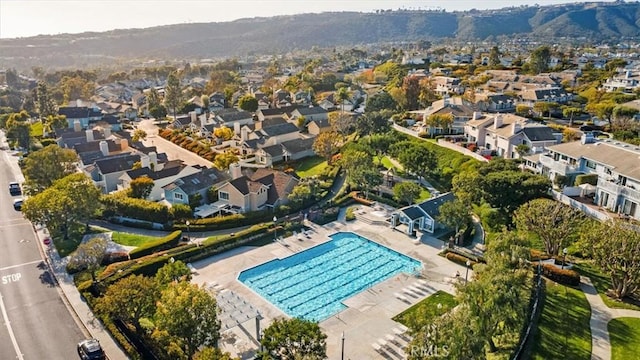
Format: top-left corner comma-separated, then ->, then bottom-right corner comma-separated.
585,160 -> 596,169
219,192 -> 229,200
174,193 -> 184,200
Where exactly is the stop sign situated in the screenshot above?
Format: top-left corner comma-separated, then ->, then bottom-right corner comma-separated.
43,238 -> 51,246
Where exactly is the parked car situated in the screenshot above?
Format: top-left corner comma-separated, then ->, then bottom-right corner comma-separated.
9,182 -> 21,196
77,339 -> 105,360
13,198 -> 23,211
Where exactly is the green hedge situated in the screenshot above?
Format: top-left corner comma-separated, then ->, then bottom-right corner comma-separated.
445,252 -> 479,267
101,193 -> 171,224
574,173 -> 598,186
128,230 -> 183,259
541,263 -> 580,286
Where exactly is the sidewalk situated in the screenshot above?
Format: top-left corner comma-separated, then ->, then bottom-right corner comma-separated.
580,276 -> 640,360
34,226 -> 129,360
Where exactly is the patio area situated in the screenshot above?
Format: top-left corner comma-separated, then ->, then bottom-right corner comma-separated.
190,207 -> 470,359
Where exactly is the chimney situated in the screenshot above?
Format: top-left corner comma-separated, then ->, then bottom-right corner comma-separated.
141,154 -> 150,169
103,127 -> 112,138
120,138 -> 128,150
511,122 -> 521,135
581,132 -> 595,145
86,129 -> 94,142
99,141 -> 109,156
149,152 -> 158,169
494,114 -> 503,128
229,162 -> 242,180
473,111 -> 480,120
190,111 -> 197,123
233,121 -> 241,135
73,119 -> 82,132
241,127 -> 248,141
626,70 -> 632,79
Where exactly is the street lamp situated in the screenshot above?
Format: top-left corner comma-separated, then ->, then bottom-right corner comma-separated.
185,220 -> 190,242
561,248 -> 568,270
465,260 -> 471,284
341,331 -> 345,360
273,216 -> 277,242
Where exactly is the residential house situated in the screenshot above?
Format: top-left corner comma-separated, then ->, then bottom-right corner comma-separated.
390,192 -> 456,235
464,113 -> 561,158
602,69 -> 640,93
59,106 -> 103,129
259,122 -> 300,147
477,94 -> 517,113
119,162 -> 201,202
84,154 -> 141,193
216,166 -> 299,212
288,106 -> 329,123
307,118 -> 331,135
519,87 -> 573,106
527,136 -> 640,220
163,167 -> 229,206
215,109 -> 253,127
256,106 -> 297,121
208,92 -> 226,111
431,76 -> 464,96
422,96 -> 475,135
255,137 -> 316,166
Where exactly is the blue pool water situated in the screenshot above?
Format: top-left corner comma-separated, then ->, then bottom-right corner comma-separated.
238,232 -> 421,321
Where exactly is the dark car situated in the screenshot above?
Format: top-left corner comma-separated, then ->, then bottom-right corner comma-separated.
13,198 -> 23,211
9,182 -> 21,196
77,339 -> 105,360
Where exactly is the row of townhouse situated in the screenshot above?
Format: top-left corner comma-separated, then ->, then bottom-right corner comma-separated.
524,134 -> 640,220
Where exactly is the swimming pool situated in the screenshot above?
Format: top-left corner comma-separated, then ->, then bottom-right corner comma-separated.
238,231 -> 421,321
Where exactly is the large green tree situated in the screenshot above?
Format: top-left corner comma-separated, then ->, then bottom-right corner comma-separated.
313,131 -> 340,163
154,282 -> 221,360
66,237 -> 108,282
35,81 -> 57,119
164,71 -> 183,120
393,182 -> 422,206
129,176 -> 155,199
514,198 -> 585,255
5,111 -> 31,149
529,46 -> 551,74
22,173 -> 101,239
260,318 -> 327,360
397,143 -> 436,182
436,199 -> 471,236
22,145 -> 78,195
238,94 -> 258,112
96,274 -> 160,332
155,260 -> 192,286
365,91 -> 397,113
580,219 -> 640,299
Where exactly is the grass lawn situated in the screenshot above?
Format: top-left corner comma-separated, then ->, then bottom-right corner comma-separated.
110,232 -> 162,247
530,280 -> 592,360
574,262 -> 640,311
392,290 -> 457,331
609,317 -> 640,360
294,156 -> 328,178
374,156 -> 398,170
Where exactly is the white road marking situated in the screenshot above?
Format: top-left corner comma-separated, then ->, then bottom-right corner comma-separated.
0,292 -> 24,360
0,260 -> 42,272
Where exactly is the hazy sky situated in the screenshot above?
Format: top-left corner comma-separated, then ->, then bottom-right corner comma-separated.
0,0 -> 618,39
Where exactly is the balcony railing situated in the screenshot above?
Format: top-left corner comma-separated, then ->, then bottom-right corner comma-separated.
539,155 -> 577,175
597,179 -> 640,202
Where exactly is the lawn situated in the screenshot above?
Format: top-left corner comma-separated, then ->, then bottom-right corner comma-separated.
110,232 -> 162,247
294,156 -> 328,178
374,156 -> 398,170
530,280 -> 592,360
392,290 -> 457,331
574,262 -> 640,311
609,317 -> 640,360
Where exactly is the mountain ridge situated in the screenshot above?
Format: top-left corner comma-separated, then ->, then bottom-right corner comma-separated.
1,2 -> 640,69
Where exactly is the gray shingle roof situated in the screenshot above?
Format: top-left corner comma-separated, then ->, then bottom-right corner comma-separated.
522,126 -> 558,142
416,192 -> 455,217
261,123 -> 299,137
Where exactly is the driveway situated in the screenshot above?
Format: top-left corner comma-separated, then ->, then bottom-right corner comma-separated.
135,119 -> 213,167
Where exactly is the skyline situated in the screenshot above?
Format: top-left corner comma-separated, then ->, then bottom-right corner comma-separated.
0,0 -> 619,39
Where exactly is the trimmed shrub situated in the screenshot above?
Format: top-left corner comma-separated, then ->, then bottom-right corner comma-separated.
128,230 -> 183,259
345,207 -> 356,221
541,263 -> 580,286
445,252 -> 479,267
574,173 -> 598,186
530,249 -> 552,261
101,192 -> 170,224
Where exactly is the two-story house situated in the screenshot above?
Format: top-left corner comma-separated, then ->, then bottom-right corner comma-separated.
422,96 -> 474,135
162,167 -> 229,207
464,113 -> 561,158
216,165 -> 298,213
59,106 -> 103,129
528,136 -> 640,220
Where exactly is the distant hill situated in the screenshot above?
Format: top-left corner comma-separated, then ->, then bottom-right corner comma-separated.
1,2 -> 639,69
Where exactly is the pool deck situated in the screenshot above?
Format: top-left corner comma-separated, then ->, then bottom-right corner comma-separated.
190,212 -> 472,359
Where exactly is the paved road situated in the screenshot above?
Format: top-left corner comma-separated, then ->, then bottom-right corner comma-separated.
136,119 -> 213,167
0,147 -> 85,359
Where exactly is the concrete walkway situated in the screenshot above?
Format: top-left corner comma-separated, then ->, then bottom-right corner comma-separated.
34,227 -> 129,360
580,276 -> 640,360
